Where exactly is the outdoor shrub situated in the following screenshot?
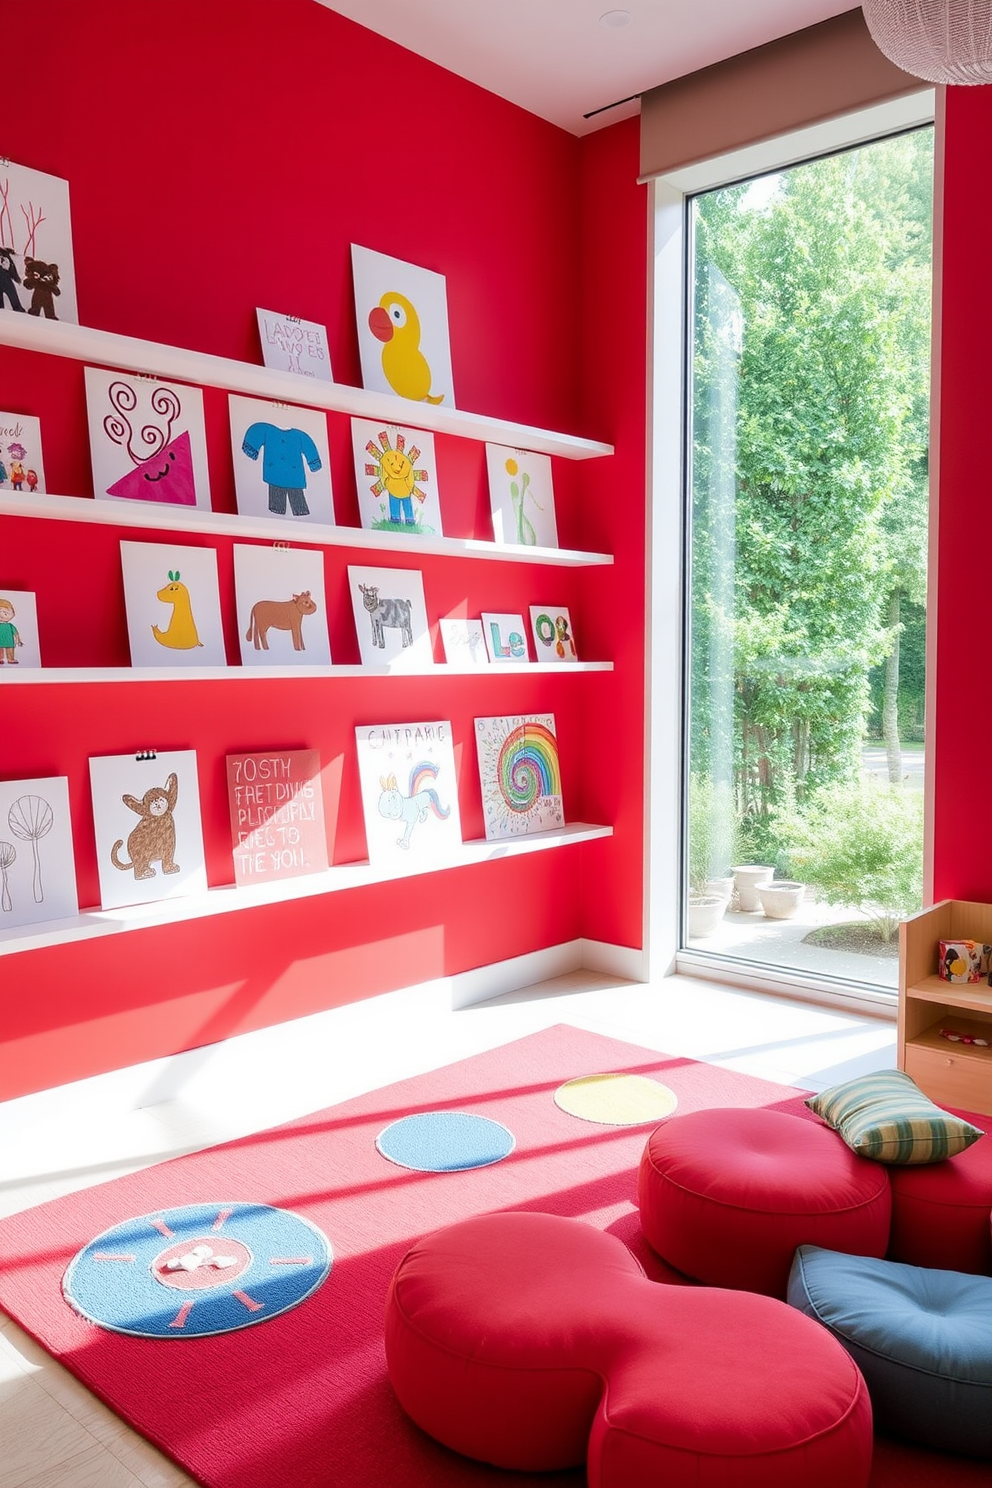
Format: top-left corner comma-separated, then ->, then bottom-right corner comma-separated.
773,777 -> 923,940
687,774 -> 737,892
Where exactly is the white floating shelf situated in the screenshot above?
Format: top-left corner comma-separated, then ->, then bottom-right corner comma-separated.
0,661 -> 612,684
0,822 -> 613,956
0,315 -> 614,461
0,493 -> 613,567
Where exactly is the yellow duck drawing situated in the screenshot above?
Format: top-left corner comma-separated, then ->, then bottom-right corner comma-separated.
368,291 -> 444,404
152,570 -> 203,649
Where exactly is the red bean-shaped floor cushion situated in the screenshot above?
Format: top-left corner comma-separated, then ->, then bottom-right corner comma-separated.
888,1108 -> 992,1275
385,1210 -> 873,1488
638,1107 -> 891,1297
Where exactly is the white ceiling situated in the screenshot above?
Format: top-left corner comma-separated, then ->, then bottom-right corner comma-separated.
317,1 -> 856,135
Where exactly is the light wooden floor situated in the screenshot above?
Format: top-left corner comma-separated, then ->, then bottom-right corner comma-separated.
0,970 -> 896,1488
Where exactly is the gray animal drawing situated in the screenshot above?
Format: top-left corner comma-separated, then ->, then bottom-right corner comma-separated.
359,584 -> 413,649
377,761 -> 450,849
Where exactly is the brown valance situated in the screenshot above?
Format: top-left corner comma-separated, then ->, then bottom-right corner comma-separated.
639,8 -> 922,181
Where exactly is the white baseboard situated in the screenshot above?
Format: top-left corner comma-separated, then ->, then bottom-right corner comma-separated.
580,938 -> 647,983
448,939 -> 585,1009
0,938 -> 642,1134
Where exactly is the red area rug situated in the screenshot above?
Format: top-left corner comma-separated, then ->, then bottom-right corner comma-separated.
0,1024 -> 984,1488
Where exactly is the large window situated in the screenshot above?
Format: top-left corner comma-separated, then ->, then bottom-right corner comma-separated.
684,128 -> 934,992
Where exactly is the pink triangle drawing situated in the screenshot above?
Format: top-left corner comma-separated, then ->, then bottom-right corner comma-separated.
106,429 -> 197,505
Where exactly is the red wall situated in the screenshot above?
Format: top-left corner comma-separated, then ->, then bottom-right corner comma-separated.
0,0 -> 644,1097
7,5 -> 980,1103
931,85 -> 992,902
576,120 -> 648,947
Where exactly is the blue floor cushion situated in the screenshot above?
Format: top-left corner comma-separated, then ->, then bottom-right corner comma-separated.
787,1244 -> 992,1459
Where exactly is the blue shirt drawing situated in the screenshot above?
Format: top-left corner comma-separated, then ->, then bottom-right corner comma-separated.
242,423 -> 322,490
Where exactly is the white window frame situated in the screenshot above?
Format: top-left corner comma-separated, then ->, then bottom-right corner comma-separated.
643,89 -> 938,1016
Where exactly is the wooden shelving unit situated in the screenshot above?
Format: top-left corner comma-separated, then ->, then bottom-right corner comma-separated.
898,899 -> 992,1115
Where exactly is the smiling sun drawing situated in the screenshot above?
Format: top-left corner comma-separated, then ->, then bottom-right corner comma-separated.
364,429 -> 430,529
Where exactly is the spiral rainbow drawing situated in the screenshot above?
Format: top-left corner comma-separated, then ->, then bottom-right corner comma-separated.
475,714 -> 564,840
497,723 -> 560,813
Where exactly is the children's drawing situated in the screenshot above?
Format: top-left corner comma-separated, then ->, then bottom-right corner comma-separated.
23,259 -> 60,318
475,714 -> 564,840
378,762 -> 450,851
229,395 -> 334,526
0,590 -> 41,667
233,544 -> 330,668
355,721 -> 462,869
246,593 -> 316,651
153,570 -> 202,650
111,772 -> 180,880
0,412 -> 45,494
90,750 -> 206,911
256,309 -> 333,383
481,612 -> 529,663
227,749 -> 328,886
0,776 -> 77,929
85,368 -> 211,510
120,541 -> 226,668
0,248 -> 21,312
351,417 -> 442,536
486,444 -> 558,549
352,246 -> 455,407
0,841 -> 14,911
529,605 -> 578,663
0,162 -> 78,323
439,617 -> 488,669
348,565 -> 432,670
7,794 -> 53,901
0,596 -> 22,663
243,423 -> 319,516
360,586 -> 411,648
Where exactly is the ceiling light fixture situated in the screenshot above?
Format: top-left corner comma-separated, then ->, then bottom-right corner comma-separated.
861,0 -> 992,84
600,10 -> 632,28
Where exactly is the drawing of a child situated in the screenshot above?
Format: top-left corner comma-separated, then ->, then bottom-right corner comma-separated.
0,599 -> 22,663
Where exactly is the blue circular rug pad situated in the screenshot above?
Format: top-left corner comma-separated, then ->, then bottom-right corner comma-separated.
62,1202 -> 332,1339
376,1111 -> 516,1171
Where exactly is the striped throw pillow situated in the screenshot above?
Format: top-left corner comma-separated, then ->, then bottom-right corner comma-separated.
806,1070 -> 984,1164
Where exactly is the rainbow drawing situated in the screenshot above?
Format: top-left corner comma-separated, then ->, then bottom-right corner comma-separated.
475,714 -> 564,841
497,724 -> 560,813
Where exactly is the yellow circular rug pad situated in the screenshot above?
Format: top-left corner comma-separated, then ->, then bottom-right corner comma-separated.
553,1073 -> 678,1126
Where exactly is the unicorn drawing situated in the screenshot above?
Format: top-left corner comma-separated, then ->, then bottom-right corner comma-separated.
377,761 -> 450,850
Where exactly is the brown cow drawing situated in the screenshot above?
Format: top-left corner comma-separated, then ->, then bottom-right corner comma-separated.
245,592 -> 318,651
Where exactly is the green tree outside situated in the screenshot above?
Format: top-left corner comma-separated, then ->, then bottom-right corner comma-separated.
689,130 -> 932,878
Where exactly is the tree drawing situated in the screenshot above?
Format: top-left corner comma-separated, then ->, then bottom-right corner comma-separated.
0,177 -> 12,249
19,201 -> 46,259
8,795 -> 54,903
0,841 -> 15,912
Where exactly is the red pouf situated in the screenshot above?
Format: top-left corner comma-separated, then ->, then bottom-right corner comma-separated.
638,1107 -> 891,1297
888,1108 -> 992,1275
385,1211 -> 873,1488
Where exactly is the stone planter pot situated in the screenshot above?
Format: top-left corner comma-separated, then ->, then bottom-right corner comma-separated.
687,895 -> 727,937
758,880 -> 807,920
704,876 -> 735,904
732,866 -> 774,912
